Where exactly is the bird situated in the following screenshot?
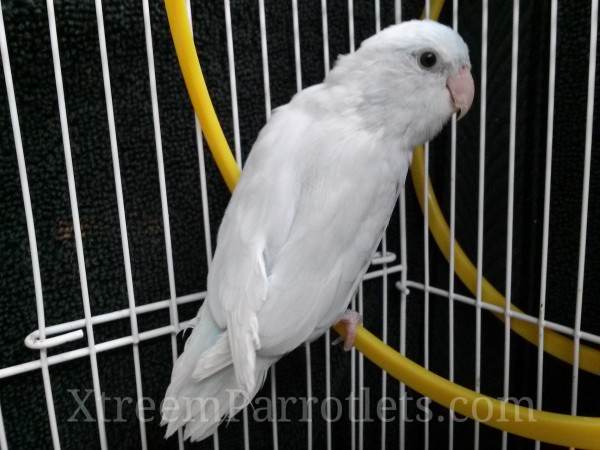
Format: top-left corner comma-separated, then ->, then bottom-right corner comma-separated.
161,19 -> 474,442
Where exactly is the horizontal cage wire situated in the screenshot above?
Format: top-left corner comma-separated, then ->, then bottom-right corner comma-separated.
0,0 -> 599,450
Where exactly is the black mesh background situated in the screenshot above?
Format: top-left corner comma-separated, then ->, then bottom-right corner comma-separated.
0,1 -> 598,449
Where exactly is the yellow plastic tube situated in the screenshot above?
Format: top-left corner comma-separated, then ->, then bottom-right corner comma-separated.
165,2 -> 240,192
411,148 -> 600,375
333,322 -> 600,449
164,0 -> 600,447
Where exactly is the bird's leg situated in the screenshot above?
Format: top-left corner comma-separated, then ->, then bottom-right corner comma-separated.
332,310 -> 362,351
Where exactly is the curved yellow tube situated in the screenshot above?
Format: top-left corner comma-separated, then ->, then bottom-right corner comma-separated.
164,0 -> 600,447
411,149 -> 600,375
333,322 -> 600,450
165,2 -> 240,192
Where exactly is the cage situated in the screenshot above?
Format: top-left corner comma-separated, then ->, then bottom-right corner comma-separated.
0,0 -> 599,449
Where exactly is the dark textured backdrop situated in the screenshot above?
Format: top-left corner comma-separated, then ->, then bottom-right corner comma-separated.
1,0 -> 598,449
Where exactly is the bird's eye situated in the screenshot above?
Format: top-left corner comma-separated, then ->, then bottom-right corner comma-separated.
418,51 -> 438,69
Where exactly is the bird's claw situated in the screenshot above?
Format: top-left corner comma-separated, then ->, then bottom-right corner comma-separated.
332,310 -> 362,351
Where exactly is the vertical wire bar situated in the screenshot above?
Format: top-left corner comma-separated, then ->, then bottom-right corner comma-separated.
183,3 -> 220,446
40,1 -> 110,446
501,2 -> 519,449
305,342 -> 313,450
269,365 -> 278,450
323,83 -> 332,450
321,0 -> 329,72
349,3 -> 362,444
185,0 -> 212,265
348,0 -> 354,53
292,0 -> 302,93
345,5 -> 359,449
0,401 -> 6,450
290,3 -> 313,448
423,2 -> 431,449
398,186 -> 408,450
373,5 -> 388,448
96,0 -> 153,447
184,0 -> 214,267
448,2 -> 458,448
394,7 -> 405,450
357,284 -> 365,450
98,0 -> 155,449
98,0 -> 184,445
197,124 -> 214,264
96,0 -> 152,445
345,4 -> 358,449
570,0 -> 597,418
223,0 -> 242,166
395,0 -> 402,24
474,1 -> 489,448
535,2 -> 557,448
350,293 -> 357,450
1,3 -> 60,447
344,4 -> 364,450
202,149 -> 220,450
257,3 -> 278,447
320,2 -> 332,449
380,237 -> 388,450
54,23 -> 113,450
221,1 -> 248,445
422,144 -> 430,450
258,0 -> 272,118
423,174 -> 431,441
373,8 -> 386,450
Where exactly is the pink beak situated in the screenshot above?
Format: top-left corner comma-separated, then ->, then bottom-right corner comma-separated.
446,66 -> 475,120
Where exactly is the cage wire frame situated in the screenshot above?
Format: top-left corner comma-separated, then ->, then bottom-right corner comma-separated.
0,0 -> 599,449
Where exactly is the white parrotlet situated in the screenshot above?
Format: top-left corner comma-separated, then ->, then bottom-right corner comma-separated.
162,19 -> 474,441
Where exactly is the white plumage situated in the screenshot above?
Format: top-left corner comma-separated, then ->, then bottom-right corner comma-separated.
162,19 -> 473,442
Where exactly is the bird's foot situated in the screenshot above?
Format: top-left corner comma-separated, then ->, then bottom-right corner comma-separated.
332,310 -> 362,351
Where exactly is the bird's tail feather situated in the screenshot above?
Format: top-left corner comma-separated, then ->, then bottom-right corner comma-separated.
161,304 -> 274,442
191,332 -> 231,382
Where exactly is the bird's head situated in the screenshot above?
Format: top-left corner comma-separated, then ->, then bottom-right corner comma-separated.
327,20 -> 474,146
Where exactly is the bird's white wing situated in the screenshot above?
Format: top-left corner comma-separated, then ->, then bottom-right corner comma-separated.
255,132 -> 404,355
205,101 -> 313,392
206,89 -> 407,389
